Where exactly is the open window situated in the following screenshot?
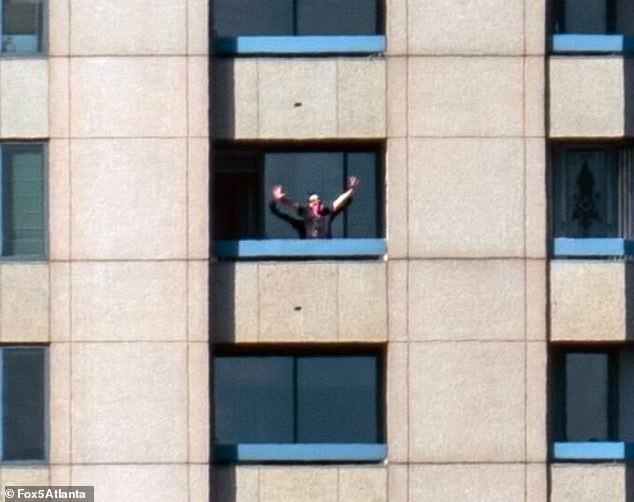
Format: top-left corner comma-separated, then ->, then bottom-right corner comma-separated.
213,143 -> 385,258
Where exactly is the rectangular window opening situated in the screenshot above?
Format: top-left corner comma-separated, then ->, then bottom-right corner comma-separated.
1,0 -> 44,54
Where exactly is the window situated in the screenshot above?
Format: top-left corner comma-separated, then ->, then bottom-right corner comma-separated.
1,0 -> 44,54
552,0 -> 634,52
213,144 -> 385,258
551,346 -> 634,460
0,143 -> 46,259
212,0 -> 384,55
551,144 -> 634,256
0,346 -> 46,462
214,348 -> 385,462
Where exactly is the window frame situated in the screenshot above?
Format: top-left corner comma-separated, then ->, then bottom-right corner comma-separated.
0,345 -> 48,464
551,0 -> 634,54
551,142 -> 634,257
550,345 -> 634,461
0,0 -> 46,55
213,344 -> 387,464
212,0 -> 385,55
212,142 -> 386,259
0,142 -> 48,261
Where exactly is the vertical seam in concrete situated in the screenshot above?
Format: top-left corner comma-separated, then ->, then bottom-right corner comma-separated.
256,263 -> 260,342
336,263 -> 340,341
522,2 -> 529,501
404,0 -> 411,495
185,4 -> 191,499
255,60 -> 260,138
67,0 -> 74,479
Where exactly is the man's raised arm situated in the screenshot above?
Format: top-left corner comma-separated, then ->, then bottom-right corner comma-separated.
272,184 -> 299,209
332,176 -> 360,213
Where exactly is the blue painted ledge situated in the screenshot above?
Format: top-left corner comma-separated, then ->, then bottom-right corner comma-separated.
215,238 -> 386,258
553,238 -> 634,257
552,34 -> 634,53
554,442 -> 634,460
215,443 -> 387,462
214,35 -> 386,55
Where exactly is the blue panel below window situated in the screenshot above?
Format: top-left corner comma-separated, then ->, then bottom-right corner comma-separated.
552,34 -> 634,54
214,35 -> 386,55
215,238 -> 386,258
553,238 -> 634,257
554,442 -> 634,460
215,443 -> 387,462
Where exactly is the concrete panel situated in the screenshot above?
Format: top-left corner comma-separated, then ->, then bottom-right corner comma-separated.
337,59 -> 386,137
550,57 -> 625,137
71,343 -> 188,463
527,464 -> 548,502
386,57 -> 407,138
387,343 -> 408,462
70,139 -> 187,259
50,262 -> 70,342
386,0 -> 407,55
0,264 -> 49,342
212,262 -> 259,343
188,261 -> 208,342
188,343 -> 209,463
70,57 -> 186,137
526,259 -> 547,341
1,467 -> 49,494
338,467 -> 387,502
387,465 -> 408,502
409,342 -> 525,462
188,138 -> 210,259
408,259 -> 525,341
188,0 -> 209,55
49,57 -> 70,138
49,343 -> 71,464
189,465 -> 209,502
338,262 -> 387,341
550,464 -> 626,502
213,59 -> 258,139
259,262 -> 338,342
49,0 -> 70,56
259,467 -> 338,502
525,57 -> 546,137
408,57 -> 523,137
49,466 -> 71,486
188,57 -> 209,137
70,0 -> 186,55
70,261 -> 187,342
213,466 -> 259,502
409,464 -> 525,502
0,59 -> 48,138
527,342 -> 547,462
408,0 -> 524,55
525,0 -> 547,55
48,139 -> 70,260
525,138 -> 547,259
550,261 -> 627,341
72,465 -> 188,502
387,138 -> 408,258
258,59 -> 337,138
387,260 -> 408,341
408,138 -> 525,257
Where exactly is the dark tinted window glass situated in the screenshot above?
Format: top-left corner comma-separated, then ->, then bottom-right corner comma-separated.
214,148 -> 382,240
297,0 -> 378,35
2,0 -> 43,53
565,353 -> 610,441
3,347 -> 46,460
2,144 -> 45,257
213,0 -> 293,36
214,357 -> 294,443
297,356 -> 379,442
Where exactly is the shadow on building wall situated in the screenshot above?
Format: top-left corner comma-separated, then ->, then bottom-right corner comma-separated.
210,51 -> 239,502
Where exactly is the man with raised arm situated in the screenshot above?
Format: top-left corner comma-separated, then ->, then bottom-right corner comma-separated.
270,176 -> 360,238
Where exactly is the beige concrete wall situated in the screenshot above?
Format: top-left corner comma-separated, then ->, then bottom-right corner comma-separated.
42,1 -> 210,500
550,260 -> 630,341
550,57 -> 626,137
551,464 -> 629,502
213,58 -> 386,139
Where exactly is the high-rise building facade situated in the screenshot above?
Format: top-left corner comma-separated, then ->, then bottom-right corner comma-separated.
2,0 -> 633,501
